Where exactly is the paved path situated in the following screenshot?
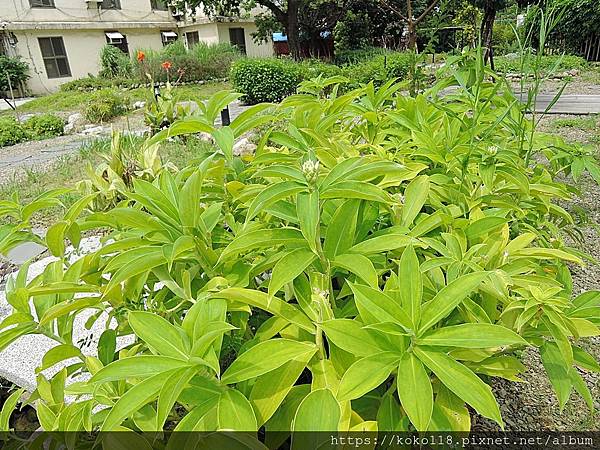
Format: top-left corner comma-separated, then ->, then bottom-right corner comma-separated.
519,93 -> 600,114
0,97 -> 34,111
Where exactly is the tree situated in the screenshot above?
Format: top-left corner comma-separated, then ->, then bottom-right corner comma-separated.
380,0 -> 442,50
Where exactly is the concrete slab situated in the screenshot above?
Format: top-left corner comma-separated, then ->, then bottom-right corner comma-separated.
0,228 -> 47,266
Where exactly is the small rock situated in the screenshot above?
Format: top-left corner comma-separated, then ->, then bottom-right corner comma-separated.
133,101 -> 146,109
232,137 -> 257,157
80,125 -> 104,136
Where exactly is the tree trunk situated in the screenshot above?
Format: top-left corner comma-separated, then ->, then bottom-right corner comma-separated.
287,0 -> 301,60
407,21 -> 417,51
480,2 -> 496,67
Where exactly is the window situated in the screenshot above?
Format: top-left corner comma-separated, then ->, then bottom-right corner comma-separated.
105,31 -> 129,54
38,37 -> 71,79
161,31 -> 178,46
30,0 -> 55,7
102,0 -> 121,9
186,31 -> 199,48
150,0 -> 168,11
229,28 -> 246,54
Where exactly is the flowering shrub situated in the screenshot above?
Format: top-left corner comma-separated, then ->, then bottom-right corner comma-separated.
0,54 -> 599,445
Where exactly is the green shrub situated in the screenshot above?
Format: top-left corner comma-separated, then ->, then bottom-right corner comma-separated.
0,55 -> 30,92
99,44 -> 133,78
230,58 -> 304,104
343,52 -> 412,88
23,113 -> 64,139
84,89 -> 129,122
0,117 -> 29,148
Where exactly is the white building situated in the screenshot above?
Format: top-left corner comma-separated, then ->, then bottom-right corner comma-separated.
0,0 -> 272,94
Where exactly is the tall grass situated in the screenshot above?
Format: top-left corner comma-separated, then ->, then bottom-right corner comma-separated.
134,41 -> 241,83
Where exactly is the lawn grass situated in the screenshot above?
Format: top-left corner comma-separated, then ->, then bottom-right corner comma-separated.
552,115 -> 599,130
2,81 -> 231,117
0,135 -> 214,226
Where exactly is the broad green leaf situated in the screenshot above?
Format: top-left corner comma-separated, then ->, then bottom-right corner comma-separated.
321,319 -> 388,356
333,253 -> 378,287
337,352 -> 401,401
213,288 -> 315,333
0,323 -> 36,352
377,394 -> 404,432
37,344 -> 82,373
0,388 -> 24,431
399,245 -> 422,323
129,311 -> 189,359
540,342 -> 572,410
349,282 -> 413,331
250,357 -> 309,426
323,199 -> 359,258
217,389 -> 258,431
401,175 -> 429,227
39,297 -> 102,326
466,217 -> 508,241
397,352 -> 433,431
418,272 -> 489,333
89,356 -> 193,383
100,369 -> 175,430
246,181 -> 307,221
98,329 -> 117,366
269,248 -> 316,296
156,367 -> 197,430
297,191 -> 320,252
221,339 -> 318,384
417,324 -> 527,348
321,181 -> 392,204
414,347 -> 503,427
219,228 -> 306,261
348,233 -> 420,255
292,389 -> 340,449
46,221 -> 68,257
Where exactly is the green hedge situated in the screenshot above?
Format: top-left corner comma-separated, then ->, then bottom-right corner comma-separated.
230,58 -> 304,104
0,117 -> 29,148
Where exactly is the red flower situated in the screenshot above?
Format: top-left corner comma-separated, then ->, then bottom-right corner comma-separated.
136,50 -> 145,62
161,61 -> 172,70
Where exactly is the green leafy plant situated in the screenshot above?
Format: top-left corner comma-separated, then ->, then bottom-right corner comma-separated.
99,44 -> 133,78
84,89 -> 129,123
23,113 -> 64,139
0,117 -> 29,148
1,59 -> 599,444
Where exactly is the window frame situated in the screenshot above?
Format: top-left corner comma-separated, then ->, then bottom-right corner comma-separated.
186,31 -> 200,48
29,0 -> 55,8
38,37 -> 72,79
229,27 -> 247,55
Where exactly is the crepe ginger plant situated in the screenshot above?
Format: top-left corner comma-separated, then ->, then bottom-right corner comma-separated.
0,52 -> 599,448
